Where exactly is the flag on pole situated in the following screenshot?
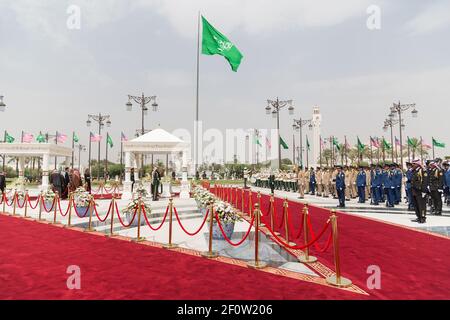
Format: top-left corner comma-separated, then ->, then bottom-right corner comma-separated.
370,136 -> 380,148
407,137 -> 417,148
382,138 -> 391,150
36,133 -> 46,143
90,133 -> 102,142
357,137 -> 365,151
279,136 -> 289,150
22,132 -> 34,143
107,134 -> 113,148
306,137 -> 310,151
56,132 -> 67,144
121,132 -> 128,142
253,135 -> 262,146
432,137 -> 445,148
395,137 -> 401,146
73,133 -> 79,143
5,132 -> 15,143
333,137 -> 341,151
266,136 -> 271,149
201,16 -> 243,72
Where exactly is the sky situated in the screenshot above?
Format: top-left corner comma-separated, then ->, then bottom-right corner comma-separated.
1,0 -> 449,166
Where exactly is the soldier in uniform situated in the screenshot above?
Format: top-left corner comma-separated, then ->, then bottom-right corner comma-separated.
304,167 -> 310,194
308,167 -> 316,195
334,165 -> 346,208
365,166 -> 371,200
297,166 -> 304,199
428,161 -> 444,215
268,169 -> 276,195
316,167 -> 322,197
443,161 -> 450,206
356,166 -> 367,203
344,166 -> 351,201
411,159 -> 428,223
405,162 -> 415,211
393,163 -> 403,205
322,167 -> 330,197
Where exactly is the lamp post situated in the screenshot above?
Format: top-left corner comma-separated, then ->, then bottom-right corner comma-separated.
126,93 -> 158,177
254,129 -> 261,166
0,95 -> 6,112
265,98 -> 294,169
390,101 -> 418,167
383,118 -> 399,163
76,144 -> 86,169
292,118 -> 312,167
86,113 -> 111,181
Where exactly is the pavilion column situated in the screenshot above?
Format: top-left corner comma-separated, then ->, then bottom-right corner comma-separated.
122,151 -> 133,200
179,149 -> 190,199
40,154 -> 50,191
133,153 -> 140,182
18,157 -> 25,180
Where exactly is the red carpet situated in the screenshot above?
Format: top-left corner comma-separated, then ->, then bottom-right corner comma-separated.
0,214 -> 365,300
218,187 -> 450,300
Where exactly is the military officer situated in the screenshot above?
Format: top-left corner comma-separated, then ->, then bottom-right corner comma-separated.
393,163 -> 403,204
309,167 -> 316,195
356,166 -> 367,203
411,159 -> 428,223
428,161 -> 444,215
304,167 -> 310,194
297,166 -> 305,199
334,165 -> 346,208
323,167 -> 330,197
405,162 -> 415,211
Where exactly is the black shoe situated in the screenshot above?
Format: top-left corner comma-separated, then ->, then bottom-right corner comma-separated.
411,218 -> 420,222
419,219 -> 426,224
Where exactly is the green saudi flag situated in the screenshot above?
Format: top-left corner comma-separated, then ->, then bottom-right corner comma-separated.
201,16 -> 243,72
107,134 -> 113,148
382,138 -> 391,150
73,132 -> 79,143
5,132 -> 15,143
357,137 -> 365,151
407,136 -> 416,147
432,137 -> 445,148
253,135 -> 262,146
279,136 -> 288,150
333,137 -> 341,151
36,133 -> 46,143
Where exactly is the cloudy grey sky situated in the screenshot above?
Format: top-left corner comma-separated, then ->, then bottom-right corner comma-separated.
1,0 -> 449,165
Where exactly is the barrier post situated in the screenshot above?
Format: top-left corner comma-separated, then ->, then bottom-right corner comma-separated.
132,196 -> 145,242
248,189 -> 253,216
299,203 -> 317,263
241,188 -> 244,212
38,193 -> 43,221
257,191 -> 265,227
270,194 -> 280,236
105,197 -> 115,237
52,193 -> 60,224
163,197 -> 178,249
247,203 -> 267,269
201,201 -> 218,258
84,198 -> 95,232
2,192 -> 6,214
326,210 -> 352,287
65,193 -> 73,228
283,198 -> 296,246
12,192 -> 17,216
24,191 -> 29,218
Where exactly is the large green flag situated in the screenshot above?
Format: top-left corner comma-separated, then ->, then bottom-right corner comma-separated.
73,132 -> 79,143
432,137 -> 445,148
333,137 -> 341,151
407,136 -> 416,147
357,137 -> 365,151
107,134 -> 113,148
5,132 -> 14,143
279,136 -> 288,150
36,133 -> 46,143
201,16 -> 243,72
382,138 -> 391,150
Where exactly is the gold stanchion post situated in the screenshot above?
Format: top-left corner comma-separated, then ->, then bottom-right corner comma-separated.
247,203 -> 267,269
283,198 -> 296,246
326,210 -> 352,287
163,197 -> 178,249
298,203 -> 317,263
24,191 -> 28,218
132,196 -> 145,242
12,192 -> 17,216
38,193 -> 43,221
106,197 -> 115,237
53,193 -> 61,224
84,198 -> 95,232
257,191 -> 265,227
65,193 -> 73,228
201,201 -> 218,258
248,190 -> 253,216
2,192 -> 6,214
270,194 -> 280,236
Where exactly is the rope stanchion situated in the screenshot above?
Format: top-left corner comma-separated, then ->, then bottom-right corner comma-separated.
326,210 -> 352,287
132,197 -> 145,242
143,204 -> 169,231
52,193 -> 60,224
298,203 -> 317,263
65,193 -> 73,228
24,191 -> 29,218
257,191 -> 265,227
115,202 -> 137,228
283,198 -> 296,246
268,193 -> 280,236
38,195 -> 43,221
163,197 -> 178,249
105,197 -> 116,237
11,193 -> 17,215
201,202 -> 218,258
247,203 -> 267,269
248,190 -> 253,217
84,198 -> 95,232
174,206 -> 208,236
215,213 -> 255,247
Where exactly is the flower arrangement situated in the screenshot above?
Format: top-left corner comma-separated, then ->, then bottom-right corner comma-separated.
122,198 -> 152,215
41,188 -> 56,202
192,186 -> 215,207
12,189 -> 26,202
73,187 -> 93,207
213,201 -> 242,224
134,182 -> 149,199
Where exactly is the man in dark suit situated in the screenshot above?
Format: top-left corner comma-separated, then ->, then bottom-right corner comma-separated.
62,167 -> 70,199
152,167 -> 161,201
334,165 -> 346,208
51,170 -> 63,196
0,171 -> 6,194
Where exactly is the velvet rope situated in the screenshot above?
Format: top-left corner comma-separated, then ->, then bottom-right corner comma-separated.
42,198 -> 56,213
57,198 -> 71,217
115,202 -> 137,228
27,195 -> 40,210
93,200 -> 112,222
5,194 -> 15,207
142,205 -> 168,231
214,213 -> 255,247
266,219 -> 330,250
173,206 -> 209,236
16,195 -> 26,209
307,216 -> 333,253
72,201 -> 90,218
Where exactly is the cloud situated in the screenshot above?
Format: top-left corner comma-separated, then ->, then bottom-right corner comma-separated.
405,1 -> 450,35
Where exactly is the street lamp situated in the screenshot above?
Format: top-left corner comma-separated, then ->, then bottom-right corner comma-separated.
390,101 -> 418,167
383,118 -> 399,163
293,117 -> 312,167
0,95 -> 6,112
86,113 -> 111,181
126,93 -> 158,136
265,98 -> 294,169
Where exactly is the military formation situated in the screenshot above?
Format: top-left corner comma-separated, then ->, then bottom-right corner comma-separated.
252,158 -> 450,224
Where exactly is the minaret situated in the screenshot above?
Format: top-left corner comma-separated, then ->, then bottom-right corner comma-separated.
311,106 -> 321,168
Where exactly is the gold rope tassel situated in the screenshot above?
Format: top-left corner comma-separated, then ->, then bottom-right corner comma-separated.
163,197 -> 178,249
201,201 -> 218,258
247,203 -> 268,269
326,210 -> 352,287
299,203 -> 317,263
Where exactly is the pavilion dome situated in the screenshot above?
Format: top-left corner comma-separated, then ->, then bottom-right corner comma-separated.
131,128 -> 184,144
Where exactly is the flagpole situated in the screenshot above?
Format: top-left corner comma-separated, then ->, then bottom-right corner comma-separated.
71,131 -> 75,169
407,136 -> 411,162
3,130 -> 6,172
120,134 -> 123,181
319,135 -> 322,168
344,135 -> 348,166
292,134 -> 295,165
194,11 -> 201,175
329,136 -> 333,167
88,132 -> 92,176
431,136 -> 435,159
370,137 -> 373,165
105,132 -> 109,178
54,130 -> 58,170
306,134 -> 309,169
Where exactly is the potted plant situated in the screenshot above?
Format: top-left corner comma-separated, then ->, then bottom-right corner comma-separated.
210,200 -> 242,240
12,189 -> 26,207
134,182 -> 149,200
73,187 -> 93,217
122,197 -> 152,227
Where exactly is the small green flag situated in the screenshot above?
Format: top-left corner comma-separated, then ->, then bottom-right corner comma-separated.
407,136 -> 416,148
5,132 -> 15,143
36,133 -> 46,143
73,133 -> 79,143
432,137 -> 445,148
253,135 -> 262,146
357,137 -> 365,151
201,16 -> 243,72
333,137 -> 341,151
107,134 -> 113,148
382,138 -> 391,150
279,136 -> 288,150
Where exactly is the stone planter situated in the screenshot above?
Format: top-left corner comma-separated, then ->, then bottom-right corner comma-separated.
211,221 -> 235,240
125,210 -> 148,227
41,200 -> 54,212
